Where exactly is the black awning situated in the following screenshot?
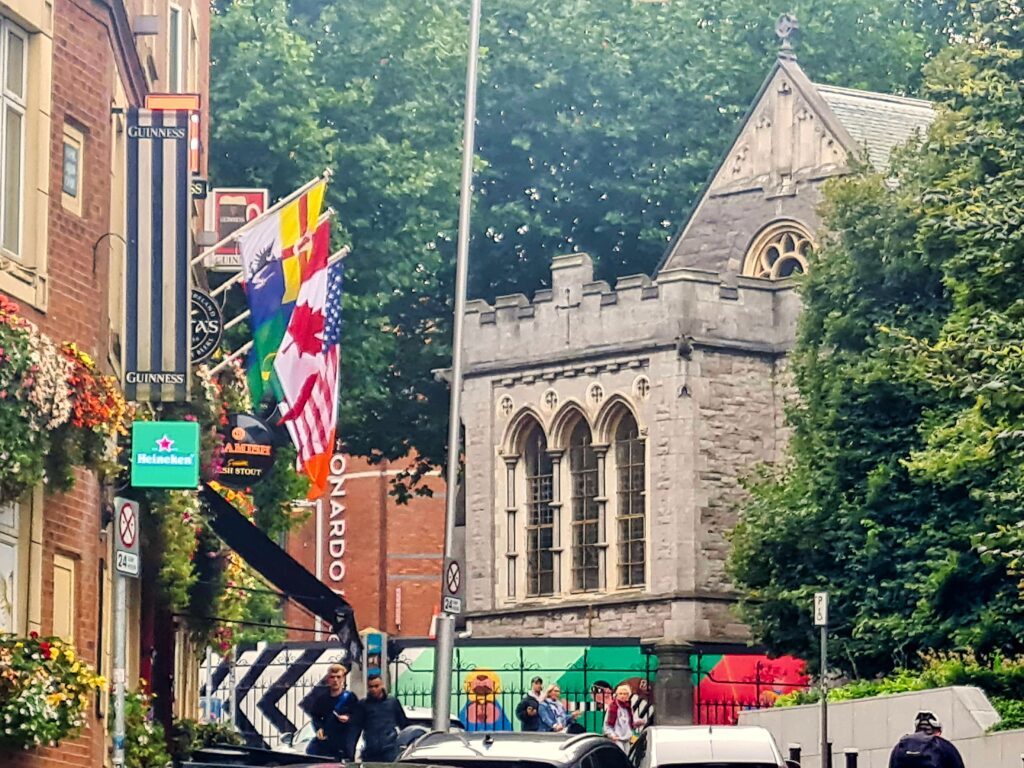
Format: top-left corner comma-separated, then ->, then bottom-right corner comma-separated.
201,484 -> 363,661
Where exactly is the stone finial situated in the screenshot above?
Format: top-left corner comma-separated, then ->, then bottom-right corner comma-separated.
551,252 -> 594,298
776,13 -> 799,60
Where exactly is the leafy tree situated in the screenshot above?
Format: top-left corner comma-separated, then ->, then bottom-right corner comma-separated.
209,0 -> 968,483
729,1 -> 1024,678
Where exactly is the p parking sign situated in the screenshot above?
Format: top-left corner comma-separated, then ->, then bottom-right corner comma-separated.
131,421 -> 201,489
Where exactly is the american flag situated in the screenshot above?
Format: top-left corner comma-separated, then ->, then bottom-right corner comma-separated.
323,262 -> 344,348
272,232 -> 345,498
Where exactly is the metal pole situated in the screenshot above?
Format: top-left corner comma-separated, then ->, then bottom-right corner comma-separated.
432,0 -> 482,734
112,572 -> 127,768
820,624 -> 828,768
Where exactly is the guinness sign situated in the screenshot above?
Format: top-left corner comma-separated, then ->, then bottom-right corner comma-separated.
217,413 -> 275,488
190,289 -> 222,363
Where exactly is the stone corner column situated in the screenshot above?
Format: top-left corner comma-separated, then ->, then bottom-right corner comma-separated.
653,641 -> 695,725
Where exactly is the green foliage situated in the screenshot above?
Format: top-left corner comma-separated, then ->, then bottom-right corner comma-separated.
729,2 -> 1024,678
121,689 -> 172,768
209,0 -> 967,483
774,652 -> 1024,731
169,717 -> 243,761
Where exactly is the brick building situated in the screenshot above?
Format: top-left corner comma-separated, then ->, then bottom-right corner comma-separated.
284,453 -> 446,640
457,44 -> 934,722
0,1 -> 209,766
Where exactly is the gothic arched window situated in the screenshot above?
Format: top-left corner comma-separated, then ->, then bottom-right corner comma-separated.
569,420 -> 600,592
743,221 -> 813,279
524,425 -> 555,597
614,414 -> 645,588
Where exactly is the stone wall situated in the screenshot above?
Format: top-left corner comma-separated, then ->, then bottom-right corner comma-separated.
459,252 -> 799,644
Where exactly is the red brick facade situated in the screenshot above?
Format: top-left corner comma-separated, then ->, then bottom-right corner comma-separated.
284,454 -> 446,640
2,1 -> 209,766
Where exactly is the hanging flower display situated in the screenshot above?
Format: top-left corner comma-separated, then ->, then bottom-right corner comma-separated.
0,297 -> 130,502
0,632 -> 106,751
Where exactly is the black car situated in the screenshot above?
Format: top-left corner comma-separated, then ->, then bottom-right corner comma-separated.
398,731 -> 631,768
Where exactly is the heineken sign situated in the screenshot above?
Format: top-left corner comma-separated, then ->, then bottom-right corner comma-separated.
216,413 -> 275,489
131,421 -> 200,489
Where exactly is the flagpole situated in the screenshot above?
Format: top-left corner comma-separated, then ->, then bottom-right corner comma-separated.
207,246 -> 351,375
432,0 -> 482,734
191,169 -> 333,268
210,211 -> 335,300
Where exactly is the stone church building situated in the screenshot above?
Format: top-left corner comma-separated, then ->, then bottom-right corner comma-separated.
456,39 -> 933,718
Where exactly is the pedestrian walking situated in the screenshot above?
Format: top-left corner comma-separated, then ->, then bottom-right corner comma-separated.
360,674 -> 410,761
539,684 -> 581,733
516,676 -> 544,731
889,711 -> 965,768
602,684 -> 645,752
304,662 -> 362,760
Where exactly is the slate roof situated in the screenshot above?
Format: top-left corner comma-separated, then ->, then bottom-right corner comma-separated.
815,83 -> 935,172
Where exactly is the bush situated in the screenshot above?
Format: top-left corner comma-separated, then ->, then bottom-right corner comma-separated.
774,652 -> 1024,730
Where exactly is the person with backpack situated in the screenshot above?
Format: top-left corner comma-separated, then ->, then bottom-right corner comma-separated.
889,711 -> 965,768
305,662 -> 362,760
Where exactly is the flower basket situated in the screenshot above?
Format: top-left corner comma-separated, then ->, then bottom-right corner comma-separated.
0,297 -> 130,502
0,633 -> 106,751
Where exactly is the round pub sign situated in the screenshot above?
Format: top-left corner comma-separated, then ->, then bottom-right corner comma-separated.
217,413 -> 275,489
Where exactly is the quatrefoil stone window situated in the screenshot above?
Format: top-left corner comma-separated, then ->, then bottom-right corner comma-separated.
499,395 -> 514,417
743,221 -> 813,279
588,383 -> 604,405
542,389 -> 559,411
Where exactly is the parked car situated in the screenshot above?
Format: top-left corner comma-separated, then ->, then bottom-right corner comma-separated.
627,726 -> 798,768
280,706 -> 465,756
398,730 -> 631,768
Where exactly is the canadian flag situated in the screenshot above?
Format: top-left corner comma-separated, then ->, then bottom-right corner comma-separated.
273,220 -> 338,498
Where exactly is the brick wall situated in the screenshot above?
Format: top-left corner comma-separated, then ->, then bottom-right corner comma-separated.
4,1 -> 116,767
284,454 -> 445,640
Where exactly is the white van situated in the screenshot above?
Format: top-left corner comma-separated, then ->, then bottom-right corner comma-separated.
628,726 -> 797,768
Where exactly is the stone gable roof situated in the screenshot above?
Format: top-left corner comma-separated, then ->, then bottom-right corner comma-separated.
816,84 -> 935,171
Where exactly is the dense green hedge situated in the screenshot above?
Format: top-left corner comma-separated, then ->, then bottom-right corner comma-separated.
776,654 -> 1024,731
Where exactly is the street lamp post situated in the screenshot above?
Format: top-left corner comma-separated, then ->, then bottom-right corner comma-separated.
432,0 -> 483,733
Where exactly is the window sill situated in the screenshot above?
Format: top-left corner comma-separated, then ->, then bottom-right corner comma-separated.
0,264 -> 48,312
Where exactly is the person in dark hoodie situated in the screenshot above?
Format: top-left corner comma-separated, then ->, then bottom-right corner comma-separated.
305,663 -> 362,760
360,674 -> 410,761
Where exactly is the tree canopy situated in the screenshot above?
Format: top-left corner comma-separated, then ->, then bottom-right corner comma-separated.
209,0 -> 966,480
729,1 -> 1024,678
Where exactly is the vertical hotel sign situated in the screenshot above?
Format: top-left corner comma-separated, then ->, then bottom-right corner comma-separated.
124,108 -> 192,402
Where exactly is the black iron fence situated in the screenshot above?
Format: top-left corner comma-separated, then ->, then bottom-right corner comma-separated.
692,653 -> 810,726
390,646 -> 656,733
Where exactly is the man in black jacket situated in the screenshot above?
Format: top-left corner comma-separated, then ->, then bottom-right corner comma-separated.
360,674 -> 410,761
515,676 -> 544,731
305,663 -> 362,760
889,712 -> 965,768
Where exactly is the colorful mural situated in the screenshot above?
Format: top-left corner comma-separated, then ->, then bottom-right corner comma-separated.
389,642 -> 808,730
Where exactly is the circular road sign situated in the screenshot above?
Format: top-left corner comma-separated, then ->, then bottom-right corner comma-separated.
118,502 -> 137,549
445,560 -> 461,595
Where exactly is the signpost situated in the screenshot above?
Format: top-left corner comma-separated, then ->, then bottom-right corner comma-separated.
442,558 -> 463,615
814,592 -> 829,768
216,414 -> 275,488
190,289 -> 222,364
206,188 -> 268,271
112,498 -> 141,768
130,421 -> 201,489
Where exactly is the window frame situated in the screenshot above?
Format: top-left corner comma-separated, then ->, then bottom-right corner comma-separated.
613,415 -> 646,588
0,501 -> 19,633
0,19 -> 27,261
524,426 -> 556,597
61,123 -> 84,215
568,420 -> 601,593
168,4 -> 183,93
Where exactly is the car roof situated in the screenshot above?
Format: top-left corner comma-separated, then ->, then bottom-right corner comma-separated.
644,726 -> 784,764
401,731 -> 611,764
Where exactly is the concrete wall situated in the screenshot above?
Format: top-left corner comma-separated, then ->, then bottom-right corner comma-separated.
738,686 -> 1024,767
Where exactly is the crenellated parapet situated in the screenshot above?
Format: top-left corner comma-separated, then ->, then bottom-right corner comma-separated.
464,252 -> 801,374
